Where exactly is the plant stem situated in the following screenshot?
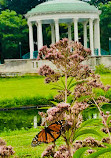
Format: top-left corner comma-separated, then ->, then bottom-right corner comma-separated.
65,73 -> 67,103
93,98 -> 111,143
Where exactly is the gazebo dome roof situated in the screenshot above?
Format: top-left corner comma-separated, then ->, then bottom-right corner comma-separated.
27,0 -> 99,16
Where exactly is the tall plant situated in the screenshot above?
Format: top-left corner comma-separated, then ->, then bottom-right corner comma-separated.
37,38 -> 111,158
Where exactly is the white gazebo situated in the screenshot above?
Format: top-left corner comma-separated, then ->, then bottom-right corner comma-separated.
25,0 -> 101,59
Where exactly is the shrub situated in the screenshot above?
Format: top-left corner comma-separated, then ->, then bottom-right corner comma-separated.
32,38 -> 111,158
95,64 -> 111,74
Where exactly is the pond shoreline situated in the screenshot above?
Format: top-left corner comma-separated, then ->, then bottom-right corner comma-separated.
0,105 -> 50,111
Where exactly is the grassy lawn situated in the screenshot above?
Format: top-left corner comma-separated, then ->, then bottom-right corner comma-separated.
0,74 -> 111,100
0,128 -> 64,158
0,76 -> 56,100
0,74 -> 111,108
100,73 -> 111,85
0,76 -> 56,108
0,74 -> 111,157
0,126 -> 111,158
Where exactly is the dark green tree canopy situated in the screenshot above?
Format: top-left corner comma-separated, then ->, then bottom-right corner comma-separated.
1,0 -> 46,14
0,9 -> 28,60
81,0 -> 110,6
99,1 -> 111,51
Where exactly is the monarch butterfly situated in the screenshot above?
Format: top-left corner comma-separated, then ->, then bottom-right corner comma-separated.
31,120 -> 66,147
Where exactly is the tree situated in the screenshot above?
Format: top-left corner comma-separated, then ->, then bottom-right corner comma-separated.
0,10 -> 28,62
2,0 -> 46,14
89,0 -> 110,6
99,2 -> 111,51
81,0 -> 110,7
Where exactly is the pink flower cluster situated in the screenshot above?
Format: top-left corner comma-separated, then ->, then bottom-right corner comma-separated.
71,102 -> 89,115
38,65 -> 54,77
47,103 -> 70,122
75,65 -> 92,80
74,84 -> 92,98
102,127 -> 111,134
101,111 -> 111,134
42,144 -> 55,158
102,137 -> 110,144
54,90 -> 71,102
0,139 -> 15,157
88,79 -> 111,91
54,145 -> 70,158
73,137 -> 104,154
96,96 -> 109,104
38,65 -> 60,83
37,38 -> 91,75
87,149 -> 95,154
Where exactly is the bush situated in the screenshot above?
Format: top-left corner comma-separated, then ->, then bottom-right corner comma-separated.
95,64 -> 111,74
0,95 -> 54,109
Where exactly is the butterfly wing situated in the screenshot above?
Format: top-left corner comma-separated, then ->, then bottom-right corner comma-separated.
31,120 -> 66,146
48,121 -> 62,132
31,129 -> 46,147
44,121 -> 63,143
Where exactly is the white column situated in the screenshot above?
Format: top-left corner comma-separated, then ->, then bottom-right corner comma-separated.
51,24 -> 55,44
54,19 -> 59,42
34,116 -> 37,128
89,18 -> 94,56
83,21 -> 88,48
28,22 -> 34,59
73,18 -> 78,42
94,19 -> 101,55
37,20 -> 43,51
68,24 -> 72,41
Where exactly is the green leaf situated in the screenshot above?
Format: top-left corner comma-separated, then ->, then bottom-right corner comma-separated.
67,77 -> 74,89
60,78 -> 65,88
38,107 -> 51,110
103,143 -> 111,148
74,129 -> 102,141
50,101 -> 58,106
51,87 -> 64,91
50,83 -> 64,90
75,119 -> 101,134
73,147 -> 89,158
86,147 -> 111,158
68,80 -> 87,90
106,115 -> 111,125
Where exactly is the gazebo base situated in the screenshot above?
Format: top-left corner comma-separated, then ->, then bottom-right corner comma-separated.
0,56 -> 111,76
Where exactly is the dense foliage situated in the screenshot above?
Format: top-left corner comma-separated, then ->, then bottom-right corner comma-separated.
0,9 -> 28,63
99,2 -> 111,51
0,0 -> 46,14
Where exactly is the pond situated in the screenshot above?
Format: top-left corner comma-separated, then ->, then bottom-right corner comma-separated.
83,103 -> 111,121
0,103 -> 111,132
0,108 -> 46,132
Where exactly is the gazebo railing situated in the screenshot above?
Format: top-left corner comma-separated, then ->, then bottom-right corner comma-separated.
22,49 -> 109,59
22,51 -> 38,59
94,48 -> 110,56
101,49 -> 109,55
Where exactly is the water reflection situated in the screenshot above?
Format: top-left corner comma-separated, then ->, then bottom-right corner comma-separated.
0,108 -> 45,132
82,103 -> 111,121
0,103 -> 111,132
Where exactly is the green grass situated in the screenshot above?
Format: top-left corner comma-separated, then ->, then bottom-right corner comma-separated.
0,74 -> 111,108
0,76 -> 56,100
100,74 -> 111,85
0,76 -> 56,108
0,125 -> 111,158
0,128 -> 64,158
